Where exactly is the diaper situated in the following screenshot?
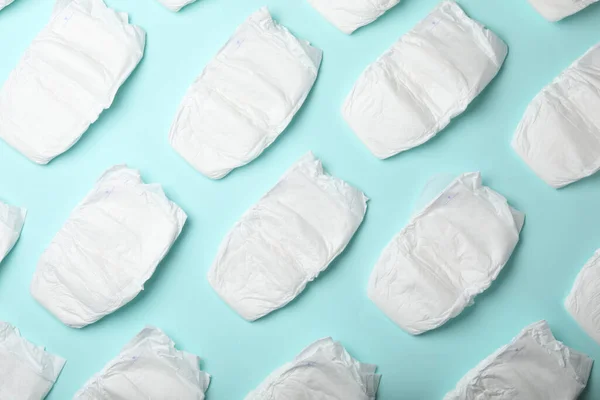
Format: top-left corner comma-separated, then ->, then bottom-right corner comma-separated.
307,0 -> 401,34
444,321 -> 592,400
74,326 -> 210,399
0,201 -> 26,264
0,0 -> 145,164
512,44 -> 600,188
343,1 -> 507,159
368,172 -> 524,335
0,321 -> 65,400
31,165 -> 186,328
208,152 -> 367,321
245,337 -> 380,400
566,249 -> 600,345
169,8 -> 322,179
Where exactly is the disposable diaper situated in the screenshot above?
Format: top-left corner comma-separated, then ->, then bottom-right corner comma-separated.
31,165 -> 186,328
0,0 -> 14,11
566,249 -> 600,345
208,152 -> 367,321
368,172 -> 524,335
528,0 -> 599,21
0,321 -> 65,400
444,321 -> 592,400
0,200 -> 25,264
512,44 -> 600,189
307,0 -> 401,34
245,337 -> 380,400
74,326 -> 210,399
342,0 -> 507,159
0,0 -> 145,164
169,7 -> 322,179
156,0 -> 196,12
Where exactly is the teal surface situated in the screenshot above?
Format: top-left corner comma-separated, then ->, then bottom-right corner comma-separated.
1,0 -> 599,398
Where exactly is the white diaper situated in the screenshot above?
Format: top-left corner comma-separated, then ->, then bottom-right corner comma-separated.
0,201 -> 26,264
512,44 -> 600,189
566,249 -> 600,345
245,337 -> 380,400
169,7 -> 322,179
0,321 -> 65,400
307,0 -> 401,34
31,165 -> 186,328
74,326 -> 210,399
208,152 -> 367,321
527,0 -> 599,21
0,0 -> 14,11
444,321 -> 592,400
342,0 -> 507,159
368,172 -> 524,335
0,0 -> 145,164
156,0 -> 196,12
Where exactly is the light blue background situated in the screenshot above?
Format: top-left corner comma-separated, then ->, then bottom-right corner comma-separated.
1,0 -> 599,398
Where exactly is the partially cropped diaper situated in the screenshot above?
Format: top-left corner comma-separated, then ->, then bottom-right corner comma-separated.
0,201 -> 26,264
208,152 -> 367,321
31,166 -> 186,328
566,249 -> 600,345
512,44 -> 600,189
368,172 -> 524,335
245,337 -> 380,400
74,326 -> 210,399
342,1 -> 507,159
169,8 -> 322,179
156,0 -> 196,12
0,321 -> 65,400
0,0 -> 14,11
528,0 -> 598,21
444,321 -> 592,400
307,0 -> 400,34
0,0 -> 145,164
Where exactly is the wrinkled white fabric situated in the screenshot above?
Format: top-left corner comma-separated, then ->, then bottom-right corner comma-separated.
566,249 -> 600,345
0,321 -> 65,400
169,7 -> 322,179
0,0 -> 14,11
512,44 -> 600,189
368,172 -> 524,335
30,166 -> 186,328
208,152 -> 367,321
156,0 -> 196,12
444,321 -> 592,399
528,0 -> 598,21
342,1 -> 507,159
0,0 -> 145,164
74,326 -> 210,399
0,201 -> 26,264
245,337 -> 380,400
307,0 -> 400,34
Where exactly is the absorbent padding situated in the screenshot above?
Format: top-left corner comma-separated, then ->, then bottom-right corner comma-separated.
444,320 -> 593,400
0,321 -> 65,400
0,0 -> 145,164
156,0 -> 196,12
0,0 -> 14,11
368,172 -> 524,335
245,337 -> 380,400
169,7 -> 322,179
74,326 -> 210,399
30,165 -> 187,328
528,0 -> 599,21
0,201 -> 26,263
512,44 -> 600,189
306,0 -> 400,34
566,249 -> 600,345
342,0 -> 507,159
208,152 -> 367,321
